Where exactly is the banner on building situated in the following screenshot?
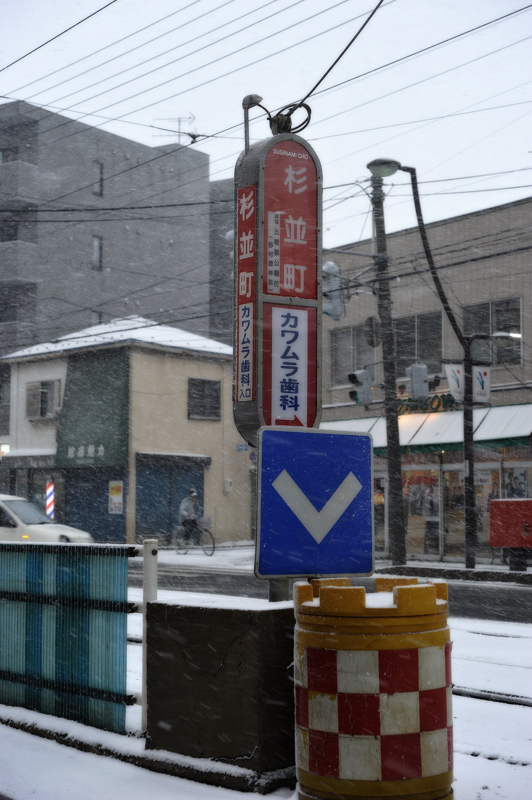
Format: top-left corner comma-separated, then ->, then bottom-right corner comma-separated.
444,363 -> 465,402
472,365 -> 491,403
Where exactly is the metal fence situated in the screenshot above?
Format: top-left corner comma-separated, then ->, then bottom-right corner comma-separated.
0,543 -> 139,733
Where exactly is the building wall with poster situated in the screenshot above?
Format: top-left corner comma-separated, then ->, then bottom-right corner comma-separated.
1,317 -> 253,544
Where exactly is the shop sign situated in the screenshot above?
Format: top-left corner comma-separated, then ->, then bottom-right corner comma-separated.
458,471 -> 492,486
108,480 -> 124,514
397,393 -> 457,415
233,133 -> 322,447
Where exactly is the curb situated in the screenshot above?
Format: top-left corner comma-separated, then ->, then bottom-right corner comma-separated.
0,714 -> 295,794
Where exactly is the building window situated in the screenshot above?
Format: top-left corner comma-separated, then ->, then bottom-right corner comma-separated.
91,311 -> 103,326
92,236 -> 103,270
330,325 -> 376,387
394,311 -> 442,378
26,380 -> 61,420
464,298 -> 521,366
0,219 -> 18,242
0,147 -> 18,163
188,379 -> 221,420
92,160 -> 104,196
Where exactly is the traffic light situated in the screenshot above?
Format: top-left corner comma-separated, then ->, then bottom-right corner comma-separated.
322,261 -> 344,321
406,363 -> 429,400
348,370 -> 372,405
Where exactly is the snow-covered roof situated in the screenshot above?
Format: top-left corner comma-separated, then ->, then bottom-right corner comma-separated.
3,316 -> 233,361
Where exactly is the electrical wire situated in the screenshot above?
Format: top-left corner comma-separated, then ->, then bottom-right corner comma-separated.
324,166 -> 532,190
313,100 -> 532,142
4,3 -> 529,220
22,0 -> 357,145
0,1 -> 118,75
287,0 -> 388,117
28,0 -> 299,110
5,0 -> 207,95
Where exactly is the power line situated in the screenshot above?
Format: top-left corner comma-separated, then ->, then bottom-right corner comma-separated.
0,1 -> 118,75
5,0 -> 207,95
307,3 -> 532,108
289,0 -> 388,116
324,166 -> 532,190
390,183 -> 532,196
29,0 -> 294,109
20,0 -> 356,144
5,3 -> 529,217
314,100 -> 532,142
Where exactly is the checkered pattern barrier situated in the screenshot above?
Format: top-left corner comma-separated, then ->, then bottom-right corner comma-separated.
295,644 -> 453,782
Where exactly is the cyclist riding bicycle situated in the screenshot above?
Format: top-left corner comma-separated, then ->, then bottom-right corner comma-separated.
179,487 -> 201,545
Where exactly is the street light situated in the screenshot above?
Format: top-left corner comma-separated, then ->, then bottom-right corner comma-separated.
367,158 -> 406,565
377,157 -> 519,568
242,94 -> 263,155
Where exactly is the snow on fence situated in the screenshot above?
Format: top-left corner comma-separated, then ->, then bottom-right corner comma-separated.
0,541 -> 146,733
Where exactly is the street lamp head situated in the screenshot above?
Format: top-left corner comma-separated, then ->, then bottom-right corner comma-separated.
242,94 -> 263,110
367,158 -> 402,178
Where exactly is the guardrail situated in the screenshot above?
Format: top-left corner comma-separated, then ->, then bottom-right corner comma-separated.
0,539 -> 158,734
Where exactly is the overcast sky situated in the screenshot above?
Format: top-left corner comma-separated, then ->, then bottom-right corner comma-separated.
1,0 -> 531,248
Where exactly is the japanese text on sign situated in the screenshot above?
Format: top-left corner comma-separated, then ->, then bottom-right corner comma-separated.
236,185 -> 256,402
263,144 -> 317,300
271,307 -> 308,425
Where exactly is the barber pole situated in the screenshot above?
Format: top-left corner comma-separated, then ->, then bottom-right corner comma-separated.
46,480 -> 54,519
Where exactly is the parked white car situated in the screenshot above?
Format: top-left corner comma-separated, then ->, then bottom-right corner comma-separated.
0,494 -> 94,543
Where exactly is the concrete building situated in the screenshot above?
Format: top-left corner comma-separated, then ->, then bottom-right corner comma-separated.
1,316 -> 253,544
0,100 -> 213,436
321,195 -> 532,560
208,178 -> 234,346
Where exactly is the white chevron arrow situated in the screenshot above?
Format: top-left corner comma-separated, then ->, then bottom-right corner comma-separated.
272,470 -> 362,544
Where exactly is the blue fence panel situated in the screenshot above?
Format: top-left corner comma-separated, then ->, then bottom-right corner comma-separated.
0,543 -> 137,733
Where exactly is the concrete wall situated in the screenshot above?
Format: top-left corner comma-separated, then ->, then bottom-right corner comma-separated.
129,347 -> 253,543
146,600 -> 295,792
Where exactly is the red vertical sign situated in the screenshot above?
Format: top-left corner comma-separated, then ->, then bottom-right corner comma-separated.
233,134 -> 322,446
261,141 -> 319,428
235,185 -> 256,402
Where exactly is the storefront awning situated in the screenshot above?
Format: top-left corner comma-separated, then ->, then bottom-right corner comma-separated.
320,403 -> 532,451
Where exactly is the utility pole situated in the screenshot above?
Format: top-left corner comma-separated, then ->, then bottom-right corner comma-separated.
367,160 -> 406,565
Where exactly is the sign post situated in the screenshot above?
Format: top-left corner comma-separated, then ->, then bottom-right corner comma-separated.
233,134 -> 323,447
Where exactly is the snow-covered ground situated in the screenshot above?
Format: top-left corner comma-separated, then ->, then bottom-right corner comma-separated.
0,554 -> 530,799
136,542 -> 530,574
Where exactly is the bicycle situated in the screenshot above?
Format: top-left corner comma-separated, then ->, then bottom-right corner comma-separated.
174,516 -> 215,556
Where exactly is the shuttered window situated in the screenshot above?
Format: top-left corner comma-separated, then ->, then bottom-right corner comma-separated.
187,379 -> 221,420
26,380 -> 61,420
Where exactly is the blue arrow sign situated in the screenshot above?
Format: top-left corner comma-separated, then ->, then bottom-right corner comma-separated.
256,427 -> 374,578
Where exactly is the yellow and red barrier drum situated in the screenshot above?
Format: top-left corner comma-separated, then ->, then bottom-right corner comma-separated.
294,577 -> 453,799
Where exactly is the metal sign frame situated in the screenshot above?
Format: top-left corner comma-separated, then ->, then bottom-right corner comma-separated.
233,133 -> 323,447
